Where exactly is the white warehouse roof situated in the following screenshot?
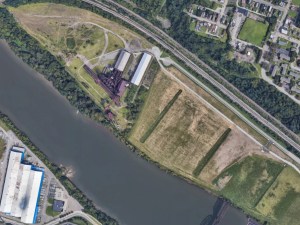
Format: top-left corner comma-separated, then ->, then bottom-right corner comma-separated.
21,170 -> 43,224
131,53 -> 152,86
11,164 -> 32,218
0,148 -> 44,224
0,150 -> 23,214
115,50 -> 131,72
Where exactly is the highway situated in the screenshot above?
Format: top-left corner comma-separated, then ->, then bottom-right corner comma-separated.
81,0 -> 300,158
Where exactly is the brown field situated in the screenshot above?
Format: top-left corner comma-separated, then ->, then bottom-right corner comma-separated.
129,69 -> 270,185
166,66 -> 268,145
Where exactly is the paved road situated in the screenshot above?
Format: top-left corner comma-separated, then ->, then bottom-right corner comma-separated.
238,0 -> 285,12
186,12 -> 227,29
45,211 -> 102,225
273,0 -> 291,42
83,0 -> 300,157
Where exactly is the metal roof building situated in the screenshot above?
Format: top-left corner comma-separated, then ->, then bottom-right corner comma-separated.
115,50 -> 131,72
131,53 -> 152,86
0,150 -> 23,214
20,169 -> 44,224
0,148 -> 44,224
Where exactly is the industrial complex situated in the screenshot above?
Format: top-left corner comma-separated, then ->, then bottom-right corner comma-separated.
0,146 -> 44,224
83,50 -> 153,105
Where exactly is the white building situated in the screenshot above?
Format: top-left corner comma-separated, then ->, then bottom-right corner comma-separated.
115,50 -> 131,72
131,53 -> 152,86
0,147 -> 44,224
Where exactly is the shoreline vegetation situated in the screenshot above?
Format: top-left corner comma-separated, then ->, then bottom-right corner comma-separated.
0,1 -> 299,225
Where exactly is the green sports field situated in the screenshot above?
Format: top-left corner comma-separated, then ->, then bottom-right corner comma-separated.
238,18 -> 268,46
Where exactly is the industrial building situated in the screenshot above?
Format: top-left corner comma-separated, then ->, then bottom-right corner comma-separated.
115,50 -> 131,72
84,49 -> 132,105
0,147 -> 44,224
131,53 -> 152,86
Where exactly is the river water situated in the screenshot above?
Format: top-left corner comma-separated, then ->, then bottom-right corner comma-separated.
0,42 -> 248,225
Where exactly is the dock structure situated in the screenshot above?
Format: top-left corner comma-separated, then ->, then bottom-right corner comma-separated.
131,52 -> 152,86
0,147 -> 44,224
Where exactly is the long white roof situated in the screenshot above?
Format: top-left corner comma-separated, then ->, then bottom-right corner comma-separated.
21,170 -> 43,224
11,164 -> 32,217
115,50 -> 131,72
0,149 -> 43,224
0,151 -> 22,213
131,53 -> 152,86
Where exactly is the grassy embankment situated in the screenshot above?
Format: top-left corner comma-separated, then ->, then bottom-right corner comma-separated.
0,136 -> 6,159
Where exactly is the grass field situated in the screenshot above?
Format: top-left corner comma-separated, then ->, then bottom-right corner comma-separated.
140,90 -> 182,143
292,0 -> 300,6
288,10 -> 298,19
256,167 -> 300,225
238,19 -> 268,46
46,206 -> 60,217
193,128 -> 231,176
0,119 -> 9,131
215,156 -> 284,210
106,33 -> 125,53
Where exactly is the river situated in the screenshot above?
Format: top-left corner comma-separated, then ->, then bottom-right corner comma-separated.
0,42 -> 248,225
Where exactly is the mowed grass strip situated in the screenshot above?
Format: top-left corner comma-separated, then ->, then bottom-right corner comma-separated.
193,128 -> 231,176
238,18 -> 268,46
140,90 -> 182,143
